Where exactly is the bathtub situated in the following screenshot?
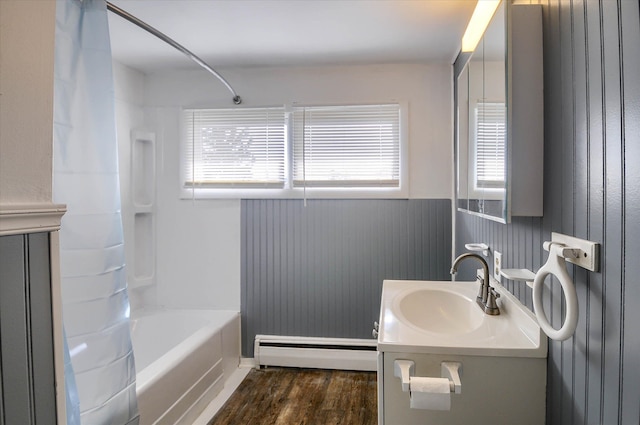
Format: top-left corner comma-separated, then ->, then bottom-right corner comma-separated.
130,309 -> 240,425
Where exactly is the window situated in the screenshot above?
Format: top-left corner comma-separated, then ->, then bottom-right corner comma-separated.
473,101 -> 506,189
291,104 -> 400,188
182,104 -> 403,198
183,107 -> 285,188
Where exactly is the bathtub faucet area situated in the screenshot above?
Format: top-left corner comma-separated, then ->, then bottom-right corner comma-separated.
450,253 -> 500,316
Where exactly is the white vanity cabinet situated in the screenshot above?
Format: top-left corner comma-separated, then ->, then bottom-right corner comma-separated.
377,351 -> 546,425
376,279 -> 547,425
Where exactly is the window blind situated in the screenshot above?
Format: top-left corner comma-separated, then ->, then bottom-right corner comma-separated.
291,104 -> 400,187
183,107 -> 285,188
474,101 -> 506,188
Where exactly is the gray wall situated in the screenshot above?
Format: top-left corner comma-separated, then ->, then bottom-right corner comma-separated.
0,233 -> 57,424
456,1 -> 640,424
241,199 -> 452,356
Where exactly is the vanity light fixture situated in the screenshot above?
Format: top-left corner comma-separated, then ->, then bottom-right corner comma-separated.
461,0 -> 501,52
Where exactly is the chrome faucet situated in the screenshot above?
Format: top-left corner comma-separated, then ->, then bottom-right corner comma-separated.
450,253 -> 500,315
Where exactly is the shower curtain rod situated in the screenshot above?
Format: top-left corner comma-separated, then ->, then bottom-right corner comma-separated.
106,1 -> 242,105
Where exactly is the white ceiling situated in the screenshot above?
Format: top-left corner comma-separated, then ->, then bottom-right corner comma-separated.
108,0 -> 477,73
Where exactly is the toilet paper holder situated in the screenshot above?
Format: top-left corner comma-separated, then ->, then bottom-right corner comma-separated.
394,360 -> 462,394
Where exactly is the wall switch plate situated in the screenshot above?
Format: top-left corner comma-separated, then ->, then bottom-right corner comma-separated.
551,232 -> 600,272
494,251 -> 502,281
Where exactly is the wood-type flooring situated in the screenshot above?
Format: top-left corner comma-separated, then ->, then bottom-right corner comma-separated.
208,368 -> 377,425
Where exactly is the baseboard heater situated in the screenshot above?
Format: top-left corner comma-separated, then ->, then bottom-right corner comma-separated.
254,335 -> 378,371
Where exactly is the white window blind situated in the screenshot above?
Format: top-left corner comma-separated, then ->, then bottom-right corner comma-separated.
182,107 -> 285,188
474,101 -> 506,189
291,104 -> 400,187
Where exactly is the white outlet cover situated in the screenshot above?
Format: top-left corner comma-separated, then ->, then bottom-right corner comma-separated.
494,251 -> 502,281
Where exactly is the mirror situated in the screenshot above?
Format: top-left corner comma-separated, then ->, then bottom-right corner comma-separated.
456,1 -> 507,222
456,2 -> 543,222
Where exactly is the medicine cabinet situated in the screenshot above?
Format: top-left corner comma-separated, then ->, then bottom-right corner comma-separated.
456,1 -> 543,223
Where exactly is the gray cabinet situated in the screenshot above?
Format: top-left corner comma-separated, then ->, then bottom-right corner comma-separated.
0,233 -> 57,424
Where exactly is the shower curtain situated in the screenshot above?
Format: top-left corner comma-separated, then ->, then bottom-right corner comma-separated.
53,0 -> 138,423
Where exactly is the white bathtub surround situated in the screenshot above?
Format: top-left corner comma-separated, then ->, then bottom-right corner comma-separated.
146,105 -> 242,312
113,61 -> 155,313
130,309 -> 240,425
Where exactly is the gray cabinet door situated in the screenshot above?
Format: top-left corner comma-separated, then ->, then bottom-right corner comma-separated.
0,233 -> 57,425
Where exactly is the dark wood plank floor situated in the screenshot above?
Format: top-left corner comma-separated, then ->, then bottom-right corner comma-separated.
208,368 -> 377,425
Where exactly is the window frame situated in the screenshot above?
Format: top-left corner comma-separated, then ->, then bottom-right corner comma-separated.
179,102 -> 408,200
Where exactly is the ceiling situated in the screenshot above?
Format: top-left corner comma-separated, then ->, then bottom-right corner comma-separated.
108,0 -> 477,73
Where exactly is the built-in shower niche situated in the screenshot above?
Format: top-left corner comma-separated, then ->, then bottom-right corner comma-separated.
130,131 -> 156,288
132,132 -> 155,208
134,212 -> 154,284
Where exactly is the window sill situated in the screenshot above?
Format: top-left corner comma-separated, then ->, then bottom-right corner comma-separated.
179,186 -> 409,200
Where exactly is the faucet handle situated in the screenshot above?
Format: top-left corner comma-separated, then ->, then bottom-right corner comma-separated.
484,287 -> 501,315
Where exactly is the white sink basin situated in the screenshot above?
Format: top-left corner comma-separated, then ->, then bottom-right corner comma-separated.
377,280 -> 547,357
396,288 -> 483,334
